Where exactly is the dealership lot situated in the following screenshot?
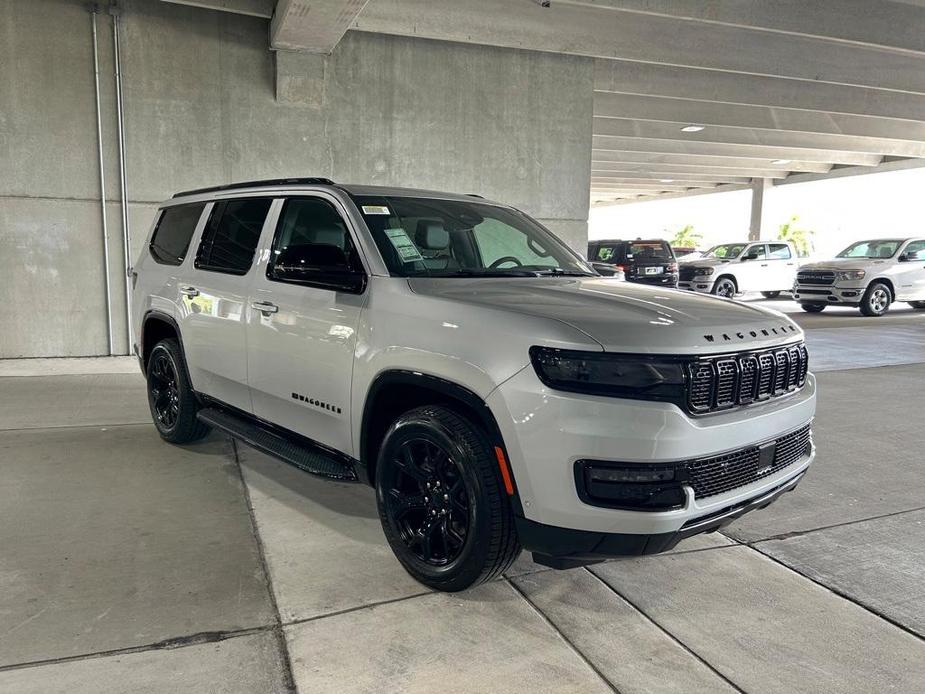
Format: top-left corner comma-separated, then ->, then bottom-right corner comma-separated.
2,305 -> 923,693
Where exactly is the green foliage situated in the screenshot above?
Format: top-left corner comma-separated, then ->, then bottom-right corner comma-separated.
668,224 -> 702,249
777,216 -> 815,257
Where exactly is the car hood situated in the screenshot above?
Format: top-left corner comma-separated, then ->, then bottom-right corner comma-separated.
678,257 -> 738,268
799,257 -> 893,271
407,277 -> 802,355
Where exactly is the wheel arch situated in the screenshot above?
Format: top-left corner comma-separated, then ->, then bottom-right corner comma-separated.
140,311 -> 186,372
359,370 -> 509,489
868,277 -> 895,298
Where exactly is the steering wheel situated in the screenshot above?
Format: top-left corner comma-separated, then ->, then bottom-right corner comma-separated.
489,256 -> 523,269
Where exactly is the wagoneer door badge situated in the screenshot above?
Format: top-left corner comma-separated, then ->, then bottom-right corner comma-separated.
292,392 -> 342,415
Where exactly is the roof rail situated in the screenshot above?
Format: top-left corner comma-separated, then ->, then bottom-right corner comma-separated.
172,177 -> 336,198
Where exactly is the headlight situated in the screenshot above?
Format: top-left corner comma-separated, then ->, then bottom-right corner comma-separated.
529,347 -> 686,403
692,266 -> 714,276
836,270 -> 865,281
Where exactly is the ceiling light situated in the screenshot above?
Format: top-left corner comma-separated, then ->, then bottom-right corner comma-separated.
680,125 -> 705,133
771,159 -> 792,165
659,178 -> 675,183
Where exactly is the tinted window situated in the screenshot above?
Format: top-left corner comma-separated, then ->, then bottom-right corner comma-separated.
744,244 -> 767,259
149,203 -> 205,265
590,244 -> 621,262
268,197 -> 364,280
627,240 -> 672,259
768,243 -> 791,260
196,198 -> 272,275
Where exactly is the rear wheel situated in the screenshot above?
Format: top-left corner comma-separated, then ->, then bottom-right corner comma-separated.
146,338 -> 210,443
712,277 -> 737,299
376,405 -> 520,591
761,291 -> 781,299
801,304 -> 826,313
860,282 -> 891,317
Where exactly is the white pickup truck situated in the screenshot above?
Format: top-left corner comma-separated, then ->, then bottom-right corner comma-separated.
678,241 -> 800,299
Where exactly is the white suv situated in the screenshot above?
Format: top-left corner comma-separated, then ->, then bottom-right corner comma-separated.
794,238 -> 925,316
132,179 -> 817,591
678,241 -> 799,299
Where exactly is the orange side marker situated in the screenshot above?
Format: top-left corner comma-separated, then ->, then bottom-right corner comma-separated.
494,446 -> 515,496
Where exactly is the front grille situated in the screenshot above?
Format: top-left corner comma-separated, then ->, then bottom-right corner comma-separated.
687,343 -> 808,414
686,424 -> 812,499
679,266 -> 697,282
797,270 -> 836,286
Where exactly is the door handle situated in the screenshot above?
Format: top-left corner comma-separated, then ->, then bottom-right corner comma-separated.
251,301 -> 279,314
179,286 -> 199,297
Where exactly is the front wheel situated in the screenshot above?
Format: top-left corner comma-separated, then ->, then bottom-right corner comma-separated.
761,291 -> 781,299
376,405 -> 520,591
801,304 -> 826,313
860,282 -> 891,317
712,277 -> 737,299
146,338 -> 210,443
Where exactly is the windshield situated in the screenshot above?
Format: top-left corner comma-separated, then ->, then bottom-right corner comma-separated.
703,243 -> 746,259
836,239 -> 903,259
353,195 -> 594,277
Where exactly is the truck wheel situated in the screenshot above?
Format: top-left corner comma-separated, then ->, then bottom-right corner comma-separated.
801,304 -> 826,313
761,291 -> 781,299
376,405 -> 521,591
909,301 -> 925,310
860,283 -> 891,317
712,277 -> 737,299
146,338 -> 210,443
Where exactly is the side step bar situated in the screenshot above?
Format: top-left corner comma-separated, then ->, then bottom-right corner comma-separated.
197,407 -> 359,482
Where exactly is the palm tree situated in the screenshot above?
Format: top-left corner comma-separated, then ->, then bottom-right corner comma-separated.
669,224 -> 702,249
777,216 -> 815,257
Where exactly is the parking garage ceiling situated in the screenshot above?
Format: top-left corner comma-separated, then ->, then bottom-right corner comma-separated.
161,0 -> 925,206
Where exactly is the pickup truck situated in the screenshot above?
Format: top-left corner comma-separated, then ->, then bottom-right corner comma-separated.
678,241 -> 800,299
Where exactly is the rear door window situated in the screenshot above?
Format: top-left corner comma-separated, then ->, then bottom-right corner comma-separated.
196,198 -> 272,275
149,203 -> 206,266
591,244 -> 621,262
768,243 -> 792,259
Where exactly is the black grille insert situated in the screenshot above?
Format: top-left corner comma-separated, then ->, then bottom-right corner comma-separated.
797,270 -> 836,286
687,343 -> 807,414
686,425 -> 812,499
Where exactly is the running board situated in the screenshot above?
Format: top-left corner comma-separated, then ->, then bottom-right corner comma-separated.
197,407 -> 359,482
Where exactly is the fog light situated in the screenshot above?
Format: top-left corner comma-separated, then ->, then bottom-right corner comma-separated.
587,466 -> 675,483
577,462 -> 686,511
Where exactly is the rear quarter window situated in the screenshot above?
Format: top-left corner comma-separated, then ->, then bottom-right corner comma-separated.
149,203 -> 206,266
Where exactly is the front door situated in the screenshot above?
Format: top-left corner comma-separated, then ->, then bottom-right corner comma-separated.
736,243 -> 768,292
246,194 -> 367,456
767,243 -> 798,291
179,196 -> 274,412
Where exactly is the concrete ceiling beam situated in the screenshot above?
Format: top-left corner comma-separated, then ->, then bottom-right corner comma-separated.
590,162 -> 789,179
272,0 -> 370,53
593,60 -> 925,123
593,92 -> 925,144
353,0 -> 925,93
158,0 -> 274,17
591,173 -> 752,185
593,118 -> 925,159
590,150 -> 833,174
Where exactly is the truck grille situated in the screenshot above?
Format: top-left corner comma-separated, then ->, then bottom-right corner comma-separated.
687,343 -> 808,414
796,270 -> 836,286
679,266 -> 697,282
686,424 -> 812,499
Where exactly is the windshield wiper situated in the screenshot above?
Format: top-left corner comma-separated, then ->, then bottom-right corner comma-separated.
533,268 -> 595,277
427,269 -> 541,277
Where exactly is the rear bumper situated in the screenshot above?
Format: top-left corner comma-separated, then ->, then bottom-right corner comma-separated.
520,470 -> 804,568
629,274 -> 679,287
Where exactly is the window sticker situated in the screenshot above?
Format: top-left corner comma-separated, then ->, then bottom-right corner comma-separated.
385,228 -> 424,262
362,205 -> 391,215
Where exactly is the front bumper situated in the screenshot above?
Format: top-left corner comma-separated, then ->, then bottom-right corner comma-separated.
519,470 -> 805,567
794,281 -> 866,306
678,278 -> 714,293
487,365 -> 817,537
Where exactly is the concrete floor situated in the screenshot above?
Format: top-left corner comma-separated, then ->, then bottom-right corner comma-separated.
1,308 -> 924,693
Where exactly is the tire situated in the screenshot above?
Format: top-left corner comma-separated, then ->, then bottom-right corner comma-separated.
860,282 -> 891,317
375,405 -> 521,592
146,338 -> 210,444
761,291 -> 781,299
800,304 -> 826,313
909,301 -> 925,310
712,276 -> 737,299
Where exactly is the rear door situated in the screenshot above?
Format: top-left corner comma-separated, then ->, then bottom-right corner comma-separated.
179,196 -> 273,412
767,243 -> 797,290
896,239 -> 925,300
245,194 -> 367,455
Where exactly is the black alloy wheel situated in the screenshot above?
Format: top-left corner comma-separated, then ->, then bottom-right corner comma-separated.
376,405 -> 520,591
801,304 -> 826,313
713,277 -> 737,299
146,338 -> 210,444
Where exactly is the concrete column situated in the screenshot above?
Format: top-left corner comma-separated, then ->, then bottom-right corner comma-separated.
748,177 -> 771,241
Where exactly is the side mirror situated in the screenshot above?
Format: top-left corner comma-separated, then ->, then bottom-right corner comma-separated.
898,253 -> 909,262
271,243 -> 366,293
